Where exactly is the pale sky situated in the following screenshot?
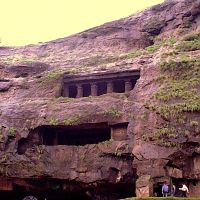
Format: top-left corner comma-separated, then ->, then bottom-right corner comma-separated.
0,0 -> 164,46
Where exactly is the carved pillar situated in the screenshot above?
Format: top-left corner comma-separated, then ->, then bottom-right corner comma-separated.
107,82 -> 113,93
76,84 -> 83,98
136,175 -> 153,197
125,80 -> 132,92
91,83 -> 97,96
63,85 -> 69,97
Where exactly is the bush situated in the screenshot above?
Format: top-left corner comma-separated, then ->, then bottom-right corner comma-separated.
182,32 -> 200,41
145,44 -> 162,53
176,40 -> 200,51
8,127 -> 16,137
176,32 -> 200,52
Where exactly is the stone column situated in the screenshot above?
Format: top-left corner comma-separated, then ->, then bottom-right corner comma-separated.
136,175 -> 153,197
125,80 -> 132,92
63,85 -> 69,97
76,84 -> 83,98
107,82 -> 113,93
91,83 -> 97,96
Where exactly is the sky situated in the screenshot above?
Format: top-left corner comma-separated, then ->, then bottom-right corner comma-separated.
0,0 -> 164,46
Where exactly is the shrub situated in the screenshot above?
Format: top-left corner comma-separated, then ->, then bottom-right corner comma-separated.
8,127 -> 16,137
145,44 -> 162,53
49,118 -> 58,126
63,115 -> 81,125
120,50 -> 144,59
176,32 -> 200,52
176,40 -> 200,51
101,107 -> 122,118
41,70 -> 63,84
182,32 -> 200,41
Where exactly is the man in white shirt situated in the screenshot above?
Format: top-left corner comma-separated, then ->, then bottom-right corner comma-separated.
179,184 -> 189,197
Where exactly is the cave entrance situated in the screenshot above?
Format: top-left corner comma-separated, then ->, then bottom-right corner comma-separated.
171,177 -> 194,197
113,80 -> 125,93
0,178 -> 136,200
97,82 -> 107,96
17,123 -> 112,151
82,83 -> 91,97
17,123 -> 128,154
68,85 -> 77,98
153,182 -> 163,197
41,124 -> 111,146
153,177 -> 195,197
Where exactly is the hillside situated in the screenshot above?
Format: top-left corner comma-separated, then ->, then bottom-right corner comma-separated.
0,0 -> 200,199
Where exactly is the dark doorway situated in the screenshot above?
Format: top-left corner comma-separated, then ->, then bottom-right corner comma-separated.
131,78 -> 139,89
41,125 -> 111,146
17,123 -> 112,154
113,80 -> 125,93
153,182 -> 163,197
68,85 -> 77,98
97,82 -> 107,96
17,138 -> 29,155
0,178 -> 136,200
82,83 -> 91,97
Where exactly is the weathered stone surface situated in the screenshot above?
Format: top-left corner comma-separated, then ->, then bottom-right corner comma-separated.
166,166 -> 183,178
189,181 -> 200,197
132,142 -> 176,160
136,175 -> 153,197
0,80 -> 12,92
7,62 -> 49,77
0,0 -> 199,198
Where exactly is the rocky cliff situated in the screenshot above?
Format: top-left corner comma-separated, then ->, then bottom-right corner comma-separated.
0,0 -> 200,199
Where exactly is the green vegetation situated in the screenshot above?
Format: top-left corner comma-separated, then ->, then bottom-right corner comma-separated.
7,127 -> 16,137
161,51 -> 178,59
101,107 -> 122,118
120,50 -> 144,60
168,36 -> 176,46
0,54 -> 37,65
41,69 -> 63,83
145,44 -> 162,53
126,198 -> 200,200
160,58 -> 200,79
63,115 -> 81,125
144,53 -> 200,146
182,32 -> 200,41
176,32 -> 200,52
84,43 -> 164,68
176,40 -> 200,51
49,118 -> 59,126
85,55 -> 119,66
67,68 -> 79,74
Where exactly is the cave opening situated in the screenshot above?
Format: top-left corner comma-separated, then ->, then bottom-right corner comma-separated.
131,78 -> 138,89
82,83 -> 91,97
153,177 -> 197,197
0,178 -> 136,200
68,85 -> 77,98
113,80 -> 125,93
97,82 -> 107,96
17,123 -> 128,154
41,124 -> 111,146
61,70 -> 141,98
17,138 -> 29,155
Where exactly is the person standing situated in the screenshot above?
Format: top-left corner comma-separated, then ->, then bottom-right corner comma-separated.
162,182 -> 169,197
172,184 -> 176,196
179,184 -> 189,197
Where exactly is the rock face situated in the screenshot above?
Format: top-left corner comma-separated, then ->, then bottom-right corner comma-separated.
0,0 -> 200,199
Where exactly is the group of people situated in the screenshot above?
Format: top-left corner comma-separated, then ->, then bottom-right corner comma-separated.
162,182 -> 189,197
